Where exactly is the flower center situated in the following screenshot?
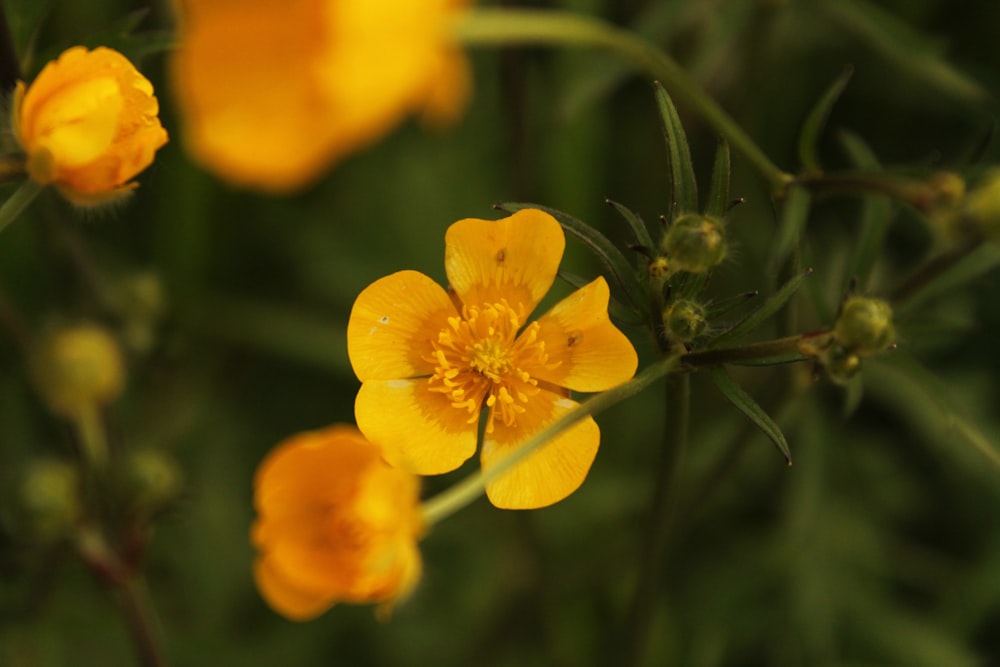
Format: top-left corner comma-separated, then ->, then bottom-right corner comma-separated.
426,300 -> 554,432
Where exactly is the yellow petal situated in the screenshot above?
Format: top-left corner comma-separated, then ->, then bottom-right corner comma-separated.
171,0 -> 336,190
254,555 -> 336,621
347,270 -> 456,382
481,392 -> 599,509
444,209 -> 565,316
530,277 -> 639,392
355,379 -> 477,475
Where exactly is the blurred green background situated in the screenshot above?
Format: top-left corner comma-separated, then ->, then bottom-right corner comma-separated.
1,0 -> 999,665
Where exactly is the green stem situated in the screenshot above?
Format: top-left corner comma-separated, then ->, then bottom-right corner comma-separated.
421,353 -> 682,525
74,404 -> 109,470
0,179 -> 42,235
623,373 -> 689,667
682,335 -> 806,367
452,9 -> 791,194
76,527 -> 168,667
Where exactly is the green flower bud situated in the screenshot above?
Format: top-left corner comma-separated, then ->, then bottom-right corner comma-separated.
32,323 -> 125,417
821,343 -> 862,385
662,299 -> 707,342
833,297 -> 895,356
122,448 -> 182,516
17,459 -> 80,541
952,170 -> 1000,240
660,214 -> 727,274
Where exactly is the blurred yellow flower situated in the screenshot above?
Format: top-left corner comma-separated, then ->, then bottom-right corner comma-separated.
12,46 -> 168,205
252,424 -> 423,620
348,209 -> 638,509
170,0 -> 470,192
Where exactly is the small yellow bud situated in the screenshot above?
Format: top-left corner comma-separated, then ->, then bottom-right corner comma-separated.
11,46 -> 168,205
32,323 -> 125,417
17,459 -> 80,541
648,256 -> 670,281
833,297 -> 895,357
662,299 -> 707,342
660,214 -> 727,274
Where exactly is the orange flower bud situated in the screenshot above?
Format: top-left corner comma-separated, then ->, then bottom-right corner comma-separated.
252,425 -> 423,620
12,46 -> 168,205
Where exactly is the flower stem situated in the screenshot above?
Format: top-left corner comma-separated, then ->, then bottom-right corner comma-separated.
0,179 -> 43,235
453,9 -> 792,195
74,404 -> 109,470
77,527 -> 168,667
421,353 -> 682,526
623,372 -> 689,667
682,335 -> 807,367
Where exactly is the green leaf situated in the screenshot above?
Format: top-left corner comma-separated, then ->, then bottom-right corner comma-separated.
798,67 -> 853,174
893,243 -> 1000,314
605,199 -> 654,250
709,268 -> 812,348
824,0 -> 988,105
495,202 -> 648,314
838,130 -> 894,292
653,81 -> 698,218
866,352 -> 1000,471
711,367 -> 792,464
705,139 -> 731,218
36,10 -> 175,68
769,186 -> 812,272
2,0 -> 50,72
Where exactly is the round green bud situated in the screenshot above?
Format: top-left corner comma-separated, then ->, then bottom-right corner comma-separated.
121,448 -> 182,516
17,459 -> 80,541
662,299 -> 707,342
821,343 -> 862,385
955,170 -> 1000,240
833,297 -> 895,356
660,214 -> 727,274
32,323 -> 125,417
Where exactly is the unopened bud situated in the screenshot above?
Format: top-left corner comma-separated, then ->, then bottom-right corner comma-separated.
660,214 -> 727,274
662,299 -> 707,342
951,170 -> 1000,240
122,448 -> 182,516
833,297 -> 894,356
821,343 -> 862,385
17,459 -> 80,540
32,323 -> 125,417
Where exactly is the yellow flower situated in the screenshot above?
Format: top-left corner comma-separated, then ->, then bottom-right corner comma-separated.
252,425 -> 423,620
12,46 -> 168,205
170,0 -> 470,192
347,209 -> 639,510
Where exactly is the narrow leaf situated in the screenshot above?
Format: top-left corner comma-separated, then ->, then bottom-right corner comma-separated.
496,202 -> 648,313
769,186 -> 812,272
705,139 -> 731,218
606,199 -> 654,250
653,81 -> 698,217
798,67 -> 854,174
839,130 -> 893,292
711,367 -> 792,464
866,352 -> 1000,471
709,268 -> 812,348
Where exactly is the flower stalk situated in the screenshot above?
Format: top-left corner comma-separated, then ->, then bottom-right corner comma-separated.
421,353 -> 682,525
452,9 -> 792,194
